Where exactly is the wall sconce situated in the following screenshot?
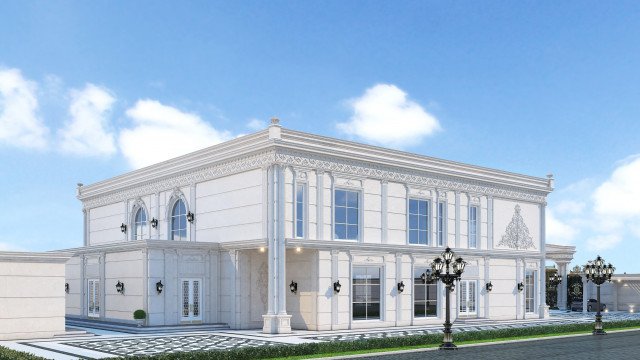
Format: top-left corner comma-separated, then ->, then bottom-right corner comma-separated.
120,223 -> 127,233
65,283 -> 69,294
187,211 -> 195,223
289,281 -> 298,294
485,282 -> 493,292
156,280 -> 164,294
333,280 -> 341,294
397,281 -> 405,293
517,282 -> 524,292
150,218 -> 158,228
116,281 -> 125,294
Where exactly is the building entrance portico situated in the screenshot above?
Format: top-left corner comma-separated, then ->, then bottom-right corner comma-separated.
546,244 -> 576,311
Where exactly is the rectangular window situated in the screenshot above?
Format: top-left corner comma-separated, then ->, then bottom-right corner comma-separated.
437,201 -> 446,246
469,205 -> 478,248
334,189 -> 359,240
352,266 -> 381,320
525,271 -> 536,313
409,199 -> 430,245
413,268 -> 437,318
295,184 -> 305,238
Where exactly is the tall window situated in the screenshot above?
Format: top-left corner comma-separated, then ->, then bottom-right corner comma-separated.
295,184 -> 305,238
409,199 -> 429,245
525,270 -> 536,313
352,266 -> 380,320
469,205 -> 478,248
437,201 -> 446,246
133,207 -> 148,240
171,199 -> 187,241
414,268 -> 437,317
334,189 -> 359,240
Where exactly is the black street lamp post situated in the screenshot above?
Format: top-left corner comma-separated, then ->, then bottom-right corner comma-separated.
584,256 -> 614,335
548,272 -> 562,309
431,247 -> 466,350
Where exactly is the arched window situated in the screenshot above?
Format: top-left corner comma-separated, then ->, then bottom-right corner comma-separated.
133,207 -> 148,240
171,199 -> 187,241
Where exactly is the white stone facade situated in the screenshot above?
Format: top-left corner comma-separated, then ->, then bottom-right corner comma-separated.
64,123 -> 555,333
0,251 -> 71,340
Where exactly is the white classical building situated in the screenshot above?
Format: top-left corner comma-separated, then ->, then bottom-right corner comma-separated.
64,120 -> 564,334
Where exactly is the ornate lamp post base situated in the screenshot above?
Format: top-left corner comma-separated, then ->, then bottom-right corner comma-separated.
593,314 -> 606,335
440,329 -> 457,350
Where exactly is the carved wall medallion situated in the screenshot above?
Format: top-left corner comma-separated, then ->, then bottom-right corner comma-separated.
498,205 -> 536,250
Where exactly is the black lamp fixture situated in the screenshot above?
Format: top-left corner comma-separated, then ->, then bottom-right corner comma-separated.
420,270 -> 434,284
156,280 -> 164,294
549,272 -> 562,288
150,218 -> 158,228
116,281 -> 125,294
187,211 -> 195,223
485,281 -> 493,292
120,223 -> 127,233
65,283 -> 69,294
397,281 -> 405,293
289,280 -> 298,294
431,247 -> 466,350
333,280 -> 341,294
449,283 -> 456,292
584,256 -> 615,335
517,282 -> 524,292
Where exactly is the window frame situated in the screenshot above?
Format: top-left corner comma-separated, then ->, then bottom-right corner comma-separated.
333,188 -> 362,241
407,198 -> 431,246
169,197 -> 189,241
468,205 -> 479,248
352,266 -> 382,321
294,182 -> 307,239
436,200 -> 446,247
413,267 -> 438,318
525,270 -> 536,313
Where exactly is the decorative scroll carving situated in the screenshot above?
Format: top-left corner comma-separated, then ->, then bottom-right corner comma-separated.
257,261 -> 268,309
498,205 -> 536,250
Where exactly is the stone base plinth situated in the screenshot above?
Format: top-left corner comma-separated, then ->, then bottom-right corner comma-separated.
539,305 -> 550,318
262,314 -> 292,334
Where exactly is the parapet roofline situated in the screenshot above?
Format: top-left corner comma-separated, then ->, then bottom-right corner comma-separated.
78,125 -> 552,200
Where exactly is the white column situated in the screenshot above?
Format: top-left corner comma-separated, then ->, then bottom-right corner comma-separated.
484,257 -> 490,319
331,250 -> 339,330
316,170 -> 324,241
395,253 -> 402,325
538,203 -> 549,318
381,181 -> 388,244
263,164 -> 291,333
454,191 -> 460,248
582,275 -> 588,313
558,262 -> 568,311
487,196 -> 494,249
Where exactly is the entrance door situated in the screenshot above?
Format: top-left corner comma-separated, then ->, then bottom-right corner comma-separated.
180,278 -> 202,322
459,280 -> 477,317
87,279 -> 100,318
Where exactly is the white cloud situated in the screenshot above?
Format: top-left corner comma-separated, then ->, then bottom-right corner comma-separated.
554,200 -> 586,216
546,209 -> 577,245
246,118 -> 266,131
58,84 -> 117,157
593,155 -> 640,219
0,242 -> 26,251
120,99 -> 233,168
0,68 -> 48,149
587,234 -> 622,251
337,84 -> 441,148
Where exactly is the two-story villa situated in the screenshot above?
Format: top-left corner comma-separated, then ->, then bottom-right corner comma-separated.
64,119 -> 560,334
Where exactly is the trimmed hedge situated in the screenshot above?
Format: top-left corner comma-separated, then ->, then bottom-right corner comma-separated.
0,346 -> 47,360
138,319 -> 640,360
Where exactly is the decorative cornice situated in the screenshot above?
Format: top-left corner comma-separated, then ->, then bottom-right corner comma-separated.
81,144 -> 548,209
275,150 -> 547,203
82,150 -> 276,209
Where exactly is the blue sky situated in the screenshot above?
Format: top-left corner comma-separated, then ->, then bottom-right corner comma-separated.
1,2 -> 639,272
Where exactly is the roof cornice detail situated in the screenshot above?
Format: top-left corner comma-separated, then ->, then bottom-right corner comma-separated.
81,150 -> 276,209
275,149 -> 548,203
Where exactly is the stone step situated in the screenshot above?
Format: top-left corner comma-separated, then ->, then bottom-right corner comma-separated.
66,318 -> 230,334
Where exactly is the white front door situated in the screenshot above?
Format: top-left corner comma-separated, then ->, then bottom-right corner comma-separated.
180,278 -> 202,322
87,279 -> 100,318
459,280 -> 477,317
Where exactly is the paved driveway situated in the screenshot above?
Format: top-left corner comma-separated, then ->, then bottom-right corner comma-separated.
357,330 -> 640,360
